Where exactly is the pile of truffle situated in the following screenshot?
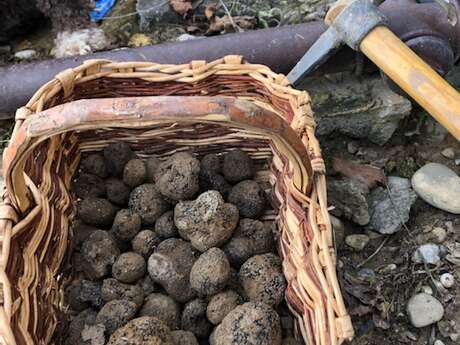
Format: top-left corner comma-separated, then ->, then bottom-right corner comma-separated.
66,142 -> 298,345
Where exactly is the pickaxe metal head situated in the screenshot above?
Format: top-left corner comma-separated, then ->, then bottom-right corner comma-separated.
287,0 -> 386,85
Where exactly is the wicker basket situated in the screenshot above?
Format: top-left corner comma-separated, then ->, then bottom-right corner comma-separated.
0,56 -> 353,345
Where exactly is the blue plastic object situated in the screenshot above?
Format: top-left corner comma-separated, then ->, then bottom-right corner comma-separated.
90,0 -> 116,22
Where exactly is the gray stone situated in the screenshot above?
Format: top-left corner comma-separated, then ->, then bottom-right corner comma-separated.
14,49 -> 37,60
413,243 -> 441,264
137,0 -> 180,32
412,163 -> 460,214
367,176 -> 417,234
345,234 -> 369,251
301,73 -> 411,145
407,293 -> 444,327
327,178 -> 370,226
440,273 -> 454,288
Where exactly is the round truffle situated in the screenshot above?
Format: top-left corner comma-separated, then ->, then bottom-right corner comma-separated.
104,142 -> 134,177
113,252 -> 147,283
65,280 -> 103,311
170,330 -> 199,345
147,238 -> 198,303
222,149 -> 254,183
199,172 -> 231,198
77,198 -> 116,228
139,293 -> 181,330
107,316 -> 172,345
181,299 -> 212,339
81,230 -> 120,279
106,178 -> 131,206
190,248 -> 230,296
101,278 -> 145,308
155,152 -> 200,201
123,159 -> 147,188
239,253 -> 286,307
155,211 -> 178,238
129,184 -> 170,225
81,153 -> 108,178
145,156 -> 161,182
213,302 -> 282,345
96,299 -> 137,335
228,180 -> 266,219
174,191 -> 239,252
72,173 -> 106,199
201,153 -> 222,175
206,290 -> 243,325
112,209 -> 142,241
132,230 -> 161,258
223,219 -> 275,266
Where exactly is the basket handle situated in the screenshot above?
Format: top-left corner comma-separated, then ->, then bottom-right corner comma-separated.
4,96 -> 313,212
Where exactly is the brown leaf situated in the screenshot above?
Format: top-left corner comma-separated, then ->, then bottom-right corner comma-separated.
170,0 -> 192,16
332,157 -> 386,189
205,4 -> 217,19
208,15 -> 256,34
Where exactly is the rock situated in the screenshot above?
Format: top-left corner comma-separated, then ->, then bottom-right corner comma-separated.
213,302 -> 282,345
434,340 -> 446,345
112,252 -> 146,283
440,273 -> 454,288
239,253 -> 286,307
407,293 -> 444,327
137,0 -> 180,32
347,141 -> 359,154
304,73 -> 411,145
181,299 -> 212,339
413,243 -> 441,264
345,234 -> 369,251
53,28 -> 108,58
441,147 -> 455,159
190,248 -> 230,296
176,34 -> 200,42
367,176 -> 417,234
171,330 -> 199,345
81,230 -> 120,280
139,293 -> 181,330
419,285 -> 433,295
14,49 -> 37,60
81,323 -> 106,345
174,191 -> 239,252
327,178 -> 370,226
430,227 -> 448,244
107,316 -> 172,345
96,299 -> 138,334
206,290 -> 243,325
412,163 -> 460,214
148,238 -> 198,303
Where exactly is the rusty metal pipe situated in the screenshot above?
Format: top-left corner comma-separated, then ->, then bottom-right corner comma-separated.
0,0 -> 458,117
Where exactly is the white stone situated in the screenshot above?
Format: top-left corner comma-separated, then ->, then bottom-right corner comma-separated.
412,163 -> 460,214
419,285 -> 433,295
434,340 -> 445,345
407,293 -> 444,327
413,243 -> 441,264
431,227 -> 447,244
345,234 -> 370,251
14,49 -> 36,60
440,273 -> 454,288
441,147 -> 455,159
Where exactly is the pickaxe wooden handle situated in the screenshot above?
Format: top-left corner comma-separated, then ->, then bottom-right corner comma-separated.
288,0 -> 460,140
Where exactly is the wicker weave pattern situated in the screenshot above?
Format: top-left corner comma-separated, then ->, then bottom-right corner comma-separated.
0,56 -> 353,345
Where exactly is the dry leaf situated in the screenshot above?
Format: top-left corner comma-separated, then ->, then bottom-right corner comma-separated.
332,157 -> 386,189
205,4 -> 217,19
208,15 -> 256,34
170,0 -> 192,16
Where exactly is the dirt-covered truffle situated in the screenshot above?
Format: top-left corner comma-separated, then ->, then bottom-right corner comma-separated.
96,299 -> 137,335
113,252 -> 146,283
145,156 -> 161,183
129,184 -> 170,225
66,280 -> 103,311
81,230 -> 120,279
71,220 -> 98,249
201,153 -> 222,175
174,191 -> 239,252
123,158 -> 147,188
132,230 -> 161,258
81,153 -> 109,178
206,290 -> 243,325
72,173 -> 106,199
155,152 -> 200,201
137,275 -> 158,295
223,219 -> 275,267
77,198 -> 116,228
170,330 -> 199,345
222,149 -> 254,183
213,302 -> 282,345
66,309 -> 97,345
190,248 -> 230,296
139,293 -> 181,330
101,278 -> 144,308
228,180 -> 266,219
104,142 -> 134,177
239,254 -> 286,307
155,211 -> 178,238
199,171 -> 232,198
106,178 -> 131,206
107,316 -> 172,345
111,209 -> 142,241
181,299 -> 212,339
148,238 -> 198,303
